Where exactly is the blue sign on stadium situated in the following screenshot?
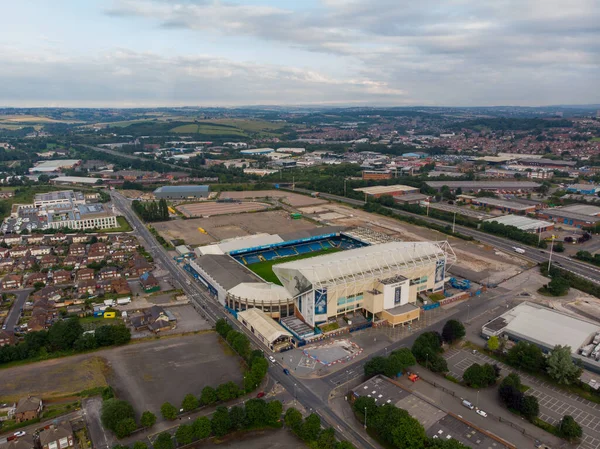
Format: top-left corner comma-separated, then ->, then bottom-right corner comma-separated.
315,289 -> 327,315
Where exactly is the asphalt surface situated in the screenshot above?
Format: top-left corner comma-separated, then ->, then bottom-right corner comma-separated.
289,188 -> 600,284
4,288 -> 32,331
110,191 -> 384,449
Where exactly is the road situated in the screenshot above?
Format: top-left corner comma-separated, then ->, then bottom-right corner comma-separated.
110,191 -> 379,449
3,288 -> 32,331
288,188 -> 600,284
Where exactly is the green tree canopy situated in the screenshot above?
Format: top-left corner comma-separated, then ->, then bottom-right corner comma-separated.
546,345 -> 582,385
140,411 -> 156,428
181,393 -> 199,412
558,415 -> 582,441
101,399 -> 135,436
160,402 -> 178,420
192,416 -> 212,440
153,433 -> 173,449
211,406 -> 232,437
442,320 -> 466,344
507,341 -> 546,372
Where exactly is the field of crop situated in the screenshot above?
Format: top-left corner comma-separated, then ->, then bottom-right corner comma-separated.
246,247 -> 342,285
0,115 -> 80,124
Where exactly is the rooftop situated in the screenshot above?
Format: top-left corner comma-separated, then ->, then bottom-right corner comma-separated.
426,181 -> 540,189
559,204 -> 600,216
484,215 -> 554,231
354,185 -> 419,195
51,176 -> 101,184
237,308 -> 292,343
473,197 -> 534,210
193,254 -> 260,290
154,185 -> 209,193
30,159 -> 81,172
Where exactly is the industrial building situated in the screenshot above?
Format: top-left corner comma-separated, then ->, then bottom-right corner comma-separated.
538,204 -> 600,228
240,148 -> 275,156
354,184 -> 420,198
482,302 -> 600,374
567,184 -> 600,195
471,197 -> 537,214
483,215 -> 554,233
425,181 -> 540,193
273,241 -> 455,327
50,176 -> 102,185
29,159 -> 82,173
153,185 -> 210,199
362,170 -> 393,180
34,191 -> 86,208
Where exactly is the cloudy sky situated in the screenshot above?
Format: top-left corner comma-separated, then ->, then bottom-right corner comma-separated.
1,0 -> 599,107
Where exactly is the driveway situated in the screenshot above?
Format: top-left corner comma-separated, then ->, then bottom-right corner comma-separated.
4,288 -> 33,331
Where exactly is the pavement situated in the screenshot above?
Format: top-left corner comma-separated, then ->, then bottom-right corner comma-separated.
3,288 -> 33,331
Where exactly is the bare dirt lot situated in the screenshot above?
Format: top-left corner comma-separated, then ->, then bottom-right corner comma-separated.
177,201 -> 271,218
105,333 -> 244,416
152,210 -> 316,246
0,356 -> 109,402
219,190 -> 327,207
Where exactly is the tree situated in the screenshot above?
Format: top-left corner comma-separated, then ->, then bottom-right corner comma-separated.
140,411 -> 156,428
317,428 -> 337,449
228,405 -> 246,430
335,442 -> 357,449
554,241 -> 565,253
192,416 -> 212,440
133,442 -> 148,449
175,424 -> 196,445
462,363 -> 499,388
160,402 -> 178,420
244,399 -> 267,427
546,345 -> 582,385
558,415 -> 582,441
300,413 -> 322,442
411,332 -> 443,364
200,386 -> 217,405
507,341 -> 546,372
211,406 -> 232,437
181,393 -> 199,412
217,382 -> 240,402
520,395 -> 539,421
47,318 -> 84,351
266,400 -> 283,426
545,276 -> 570,296
153,433 -> 173,449
284,407 -> 303,432
364,356 -> 387,377
383,349 -> 416,377
486,336 -> 499,352
115,418 -> 137,439
442,320 -> 466,344
101,399 -> 136,436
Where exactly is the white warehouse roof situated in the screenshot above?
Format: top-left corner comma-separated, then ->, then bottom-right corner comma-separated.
195,233 -> 283,256
237,308 -> 292,343
484,215 -> 554,232
228,283 -> 291,302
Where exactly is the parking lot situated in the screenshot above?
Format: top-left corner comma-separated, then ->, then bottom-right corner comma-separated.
444,348 -> 600,449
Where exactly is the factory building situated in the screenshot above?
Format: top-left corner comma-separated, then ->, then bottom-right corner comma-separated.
153,185 -> 210,200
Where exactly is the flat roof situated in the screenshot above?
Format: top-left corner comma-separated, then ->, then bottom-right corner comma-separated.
354,185 -> 419,195
482,302 -> 600,353
193,254 -> 260,290
394,193 -> 428,202
278,225 -> 347,242
559,204 -> 600,216
472,197 -> 534,211
51,176 -> 101,184
154,185 -> 209,193
228,282 -> 291,302
484,215 -> 554,231
31,159 -> 81,170
426,181 -> 540,189
519,158 -> 576,166
237,308 -> 292,343
542,207 -> 600,223
567,184 -> 600,191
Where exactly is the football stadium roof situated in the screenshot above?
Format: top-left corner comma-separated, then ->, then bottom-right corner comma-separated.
273,241 -> 455,294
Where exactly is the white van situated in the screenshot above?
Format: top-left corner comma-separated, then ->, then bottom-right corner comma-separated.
462,400 -> 474,410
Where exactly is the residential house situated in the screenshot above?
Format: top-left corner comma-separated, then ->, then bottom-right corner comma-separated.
127,256 -> 152,277
111,278 -> 131,295
0,330 -> 15,346
52,270 -> 72,285
62,255 -> 81,267
76,268 -> 95,281
0,247 -> 9,258
68,243 -> 86,256
25,234 -> 45,245
0,258 -> 15,271
16,256 -> 37,271
70,234 -> 88,243
99,267 -> 119,281
110,251 -> 128,262
139,272 -> 160,293
14,396 -> 42,423
130,305 -> 175,332
1,434 -> 35,449
39,421 -> 74,449
2,234 -> 22,246
39,255 -> 59,269
77,279 -> 97,296
1,274 -> 23,290
45,233 -> 66,244
26,272 -> 47,287
86,250 -> 105,263
9,246 -> 29,258
28,246 -> 52,257
90,242 -> 108,254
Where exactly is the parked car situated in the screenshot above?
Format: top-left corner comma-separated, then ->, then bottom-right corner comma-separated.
462,400 -> 474,410
268,355 -> 276,364
283,368 -> 290,375
256,392 -> 265,398
476,409 -> 488,418
14,432 -> 25,437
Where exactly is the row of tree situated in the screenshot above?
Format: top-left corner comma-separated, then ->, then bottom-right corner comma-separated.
364,348 -> 416,378
132,199 -> 170,222
0,318 -> 131,365
353,397 -> 469,449
284,407 -> 355,449
541,265 -> 600,299
481,221 -> 547,248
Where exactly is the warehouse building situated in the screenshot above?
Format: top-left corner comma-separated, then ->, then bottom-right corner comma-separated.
483,215 -> 554,232
273,241 -> 455,327
482,302 -> 600,374
354,184 -> 420,198
471,197 -> 537,214
425,181 -> 540,193
29,159 -> 81,173
362,170 -> 393,180
566,184 -> 600,195
538,204 -> 600,228
50,176 -> 102,186
240,148 -> 275,155
237,308 -> 294,352
153,185 -> 210,199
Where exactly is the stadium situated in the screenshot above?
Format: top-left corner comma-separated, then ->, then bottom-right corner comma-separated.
187,225 -> 456,343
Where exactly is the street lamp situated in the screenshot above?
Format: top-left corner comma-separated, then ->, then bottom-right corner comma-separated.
452,211 -> 457,234
364,407 -> 367,430
547,236 -> 555,273
426,353 -> 429,370
294,383 -> 297,405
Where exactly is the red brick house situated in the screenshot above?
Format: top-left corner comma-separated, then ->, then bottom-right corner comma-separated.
1,274 -> 23,290
14,396 -> 43,423
39,421 -> 74,449
0,330 -> 15,346
76,268 -> 95,281
52,270 -> 72,285
26,272 -> 47,287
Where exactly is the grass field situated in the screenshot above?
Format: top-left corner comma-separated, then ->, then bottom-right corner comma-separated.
591,137 -> 600,142
246,247 -> 342,285
0,115 -> 81,124
201,119 -> 285,132
170,123 -> 248,136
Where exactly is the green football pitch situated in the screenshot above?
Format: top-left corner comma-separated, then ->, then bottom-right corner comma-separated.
245,247 -> 343,285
